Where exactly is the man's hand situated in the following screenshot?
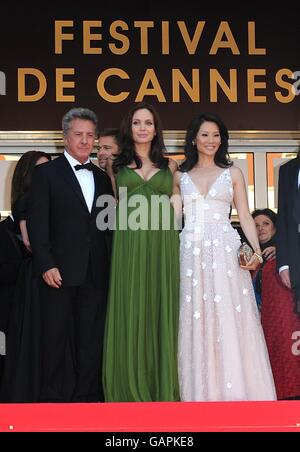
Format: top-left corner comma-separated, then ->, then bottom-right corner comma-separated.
279,268 -> 291,289
42,268 -> 62,289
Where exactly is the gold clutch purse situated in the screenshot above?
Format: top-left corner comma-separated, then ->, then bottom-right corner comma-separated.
237,242 -> 253,266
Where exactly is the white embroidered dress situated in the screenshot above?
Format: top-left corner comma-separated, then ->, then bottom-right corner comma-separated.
178,169 -> 276,401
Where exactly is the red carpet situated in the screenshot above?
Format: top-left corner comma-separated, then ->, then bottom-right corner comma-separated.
0,401 -> 300,432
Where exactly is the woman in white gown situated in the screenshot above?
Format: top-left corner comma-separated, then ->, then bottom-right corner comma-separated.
173,113 -> 276,401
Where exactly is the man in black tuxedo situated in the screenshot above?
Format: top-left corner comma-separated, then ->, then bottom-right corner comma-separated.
27,108 -> 114,402
277,153 -> 300,314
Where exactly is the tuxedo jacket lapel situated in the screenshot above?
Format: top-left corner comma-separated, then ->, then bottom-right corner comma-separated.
290,158 -> 299,196
91,166 -> 102,216
291,159 -> 300,223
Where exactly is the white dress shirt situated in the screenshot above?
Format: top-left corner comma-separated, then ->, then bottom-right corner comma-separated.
64,151 -> 95,213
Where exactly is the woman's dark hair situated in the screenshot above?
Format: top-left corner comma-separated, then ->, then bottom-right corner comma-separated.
11,150 -> 51,210
113,101 -> 168,171
252,208 -> 277,226
180,112 -> 232,172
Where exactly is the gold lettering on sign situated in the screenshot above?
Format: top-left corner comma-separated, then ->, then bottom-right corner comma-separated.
210,69 -> 238,102
248,69 -> 266,102
275,69 -> 295,103
97,68 -> 130,102
172,69 -> 200,102
134,21 -> 155,55
109,21 -> 130,55
135,69 -> 166,102
55,21 -> 74,54
210,22 -> 240,55
161,21 -> 170,55
18,68 -> 47,102
177,21 -> 206,55
83,21 -> 102,54
248,22 -> 266,55
56,68 -> 75,102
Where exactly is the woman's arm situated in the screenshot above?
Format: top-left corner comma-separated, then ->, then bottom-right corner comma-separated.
171,170 -> 183,229
19,219 -> 31,252
231,166 -> 262,270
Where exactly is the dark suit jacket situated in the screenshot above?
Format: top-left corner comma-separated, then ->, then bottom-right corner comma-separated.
277,157 -> 300,312
0,217 -> 25,333
27,155 -> 114,289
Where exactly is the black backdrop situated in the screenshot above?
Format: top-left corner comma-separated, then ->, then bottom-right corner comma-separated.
0,4 -> 299,131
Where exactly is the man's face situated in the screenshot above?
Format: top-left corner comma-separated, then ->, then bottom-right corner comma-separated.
64,118 -> 96,164
97,135 -> 119,170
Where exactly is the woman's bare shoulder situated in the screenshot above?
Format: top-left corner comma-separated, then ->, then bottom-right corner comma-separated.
174,169 -> 182,182
229,165 -> 243,180
168,158 -> 179,174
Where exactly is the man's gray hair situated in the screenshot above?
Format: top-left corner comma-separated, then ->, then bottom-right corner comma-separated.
62,108 -> 99,137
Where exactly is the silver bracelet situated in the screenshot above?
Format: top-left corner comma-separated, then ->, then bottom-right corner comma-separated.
254,252 -> 263,264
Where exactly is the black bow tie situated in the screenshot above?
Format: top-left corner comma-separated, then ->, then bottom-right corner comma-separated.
74,162 -> 93,171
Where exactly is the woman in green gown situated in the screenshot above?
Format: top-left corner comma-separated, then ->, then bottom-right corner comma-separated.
103,102 -> 180,402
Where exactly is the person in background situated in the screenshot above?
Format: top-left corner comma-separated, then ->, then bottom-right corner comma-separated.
252,208 -> 300,399
0,213 -> 25,393
97,128 -> 121,198
27,108 -> 114,402
251,209 -> 276,309
0,150 -> 50,401
11,151 -> 51,250
97,128 -> 120,171
103,102 -> 180,402
173,112 -> 276,401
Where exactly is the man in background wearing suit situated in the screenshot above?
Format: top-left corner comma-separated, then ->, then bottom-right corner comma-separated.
277,151 -> 300,314
27,108 -> 114,402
